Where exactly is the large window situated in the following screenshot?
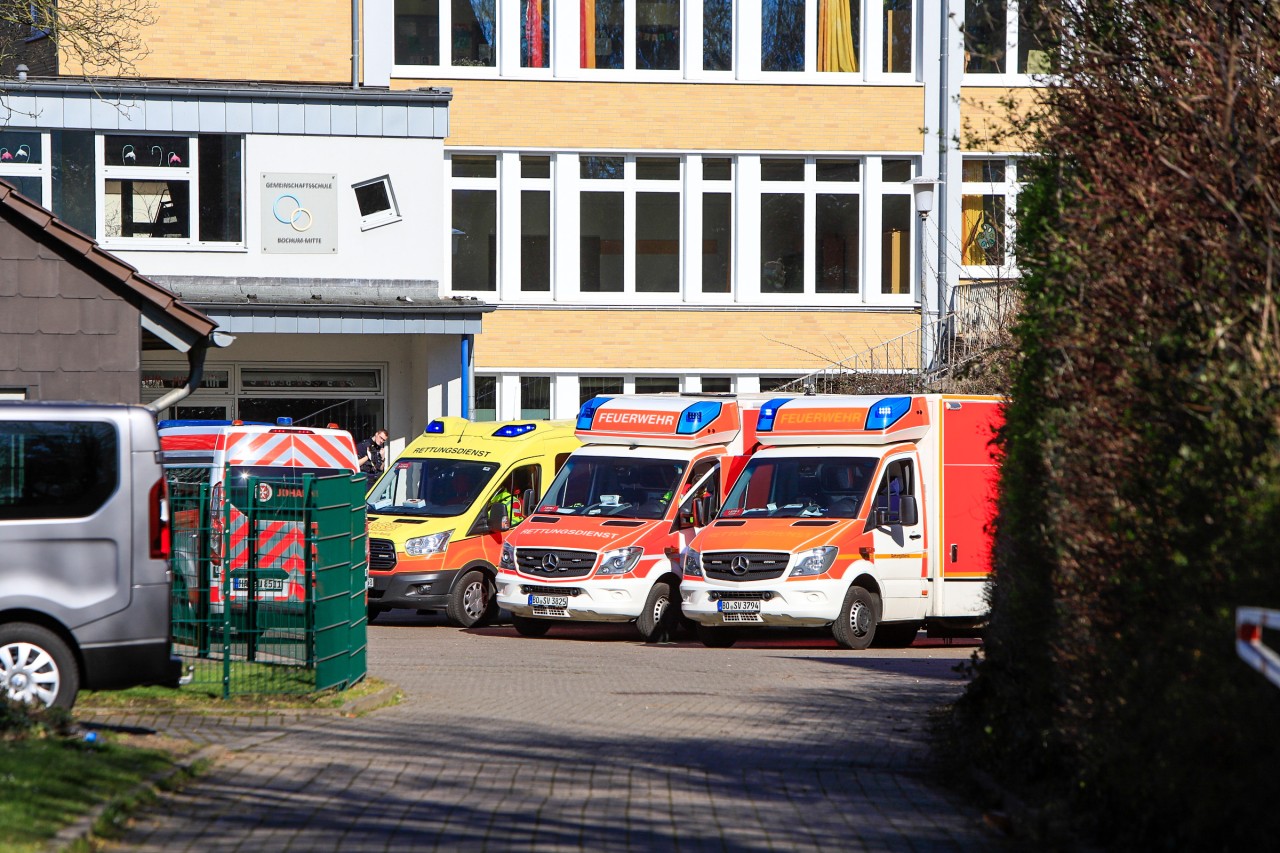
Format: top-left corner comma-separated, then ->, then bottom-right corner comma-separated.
580,155 -> 680,294
582,0 -> 681,71
965,0 -> 1049,75
961,158 -> 1017,270
760,158 -> 861,296
394,0 -> 551,70
763,0 -> 862,73
0,421 -> 118,521
100,133 -> 242,245
452,154 -> 498,291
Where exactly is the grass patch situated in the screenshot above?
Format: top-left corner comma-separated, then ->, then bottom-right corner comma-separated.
0,737 -> 173,852
77,670 -> 397,715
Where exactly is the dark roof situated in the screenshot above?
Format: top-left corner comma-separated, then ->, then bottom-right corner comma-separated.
0,178 -> 217,347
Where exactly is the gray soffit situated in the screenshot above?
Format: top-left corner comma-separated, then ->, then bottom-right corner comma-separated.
156,276 -> 491,336
2,78 -> 451,139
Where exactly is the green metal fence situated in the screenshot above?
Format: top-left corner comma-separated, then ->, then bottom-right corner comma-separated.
168,470 -> 368,698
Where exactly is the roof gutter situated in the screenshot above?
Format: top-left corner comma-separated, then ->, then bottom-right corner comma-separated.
145,331 -> 236,414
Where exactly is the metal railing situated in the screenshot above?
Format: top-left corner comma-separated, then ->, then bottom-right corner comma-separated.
1237,607 -> 1280,690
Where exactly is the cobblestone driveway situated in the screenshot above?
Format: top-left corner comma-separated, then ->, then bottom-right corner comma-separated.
96,614 -> 1003,852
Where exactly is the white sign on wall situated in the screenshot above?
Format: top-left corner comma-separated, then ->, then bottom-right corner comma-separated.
261,173 -> 338,253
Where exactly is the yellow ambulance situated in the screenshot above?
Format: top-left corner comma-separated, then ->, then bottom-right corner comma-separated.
364,417 -> 580,627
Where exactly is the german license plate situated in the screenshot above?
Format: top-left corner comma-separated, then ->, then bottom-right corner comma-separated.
233,578 -> 285,591
366,576 -> 375,589
718,599 -> 761,613
529,594 -> 569,608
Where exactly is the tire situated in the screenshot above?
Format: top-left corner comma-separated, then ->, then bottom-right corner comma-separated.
0,623 -> 80,709
832,585 -> 880,650
511,614 -> 552,637
872,621 -> 922,649
695,623 -> 737,648
636,581 -> 677,643
447,569 -> 495,628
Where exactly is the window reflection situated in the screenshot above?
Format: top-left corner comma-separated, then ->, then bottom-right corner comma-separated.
583,0 -> 625,68
702,193 -> 732,294
761,193 -> 804,293
636,192 -> 680,293
965,0 -> 1006,73
452,0 -> 495,66
816,194 -> 859,293
522,0 -> 550,68
704,0 -> 733,71
637,0 -> 680,70
394,0 -> 440,65
883,0 -> 912,73
581,191 -> 624,291
762,0 -> 805,71
453,189 -> 497,290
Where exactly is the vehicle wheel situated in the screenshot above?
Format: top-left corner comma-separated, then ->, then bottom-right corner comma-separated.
695,623 -> 737,648
447,569 -> 495,628
636,581 -> 677,643
0,623 -> 80,709
511,615 -> 552,637
832,585 -> 880,650
872,621 -> 922,648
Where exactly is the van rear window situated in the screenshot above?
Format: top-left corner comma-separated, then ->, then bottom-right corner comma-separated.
0,421 -> 119,520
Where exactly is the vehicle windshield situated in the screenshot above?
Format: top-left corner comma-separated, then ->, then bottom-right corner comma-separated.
538,456 -> 687,520
721,456 -> 877,519
365,458 -> 499,517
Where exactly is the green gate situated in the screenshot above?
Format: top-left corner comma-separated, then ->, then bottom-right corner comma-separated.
168,470 -> 368,698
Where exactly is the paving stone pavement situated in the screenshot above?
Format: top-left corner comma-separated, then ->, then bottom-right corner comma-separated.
87,614 -> 1009,852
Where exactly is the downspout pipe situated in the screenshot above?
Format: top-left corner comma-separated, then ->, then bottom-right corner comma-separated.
461,334 -> 472,420
146,336 -> 211,415
352,0 -> 361,88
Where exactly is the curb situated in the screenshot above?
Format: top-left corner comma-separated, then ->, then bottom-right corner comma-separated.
337,682 -> 401,715
46,742 -> 225,853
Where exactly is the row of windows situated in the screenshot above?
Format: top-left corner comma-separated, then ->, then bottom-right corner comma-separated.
0,130 -> 400,247
394,0 -> 1047,79
449,152 -> 1020,302
471,373 -> 803,421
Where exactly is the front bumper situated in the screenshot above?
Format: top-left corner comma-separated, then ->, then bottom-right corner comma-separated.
496,572 -> 655,623
367,568 -> 460,611
680,580 -> 842,627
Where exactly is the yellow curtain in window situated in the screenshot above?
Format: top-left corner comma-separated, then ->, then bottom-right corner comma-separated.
581,0 -> 596,68
962,195 -> 986,265
818,0 -> 858,72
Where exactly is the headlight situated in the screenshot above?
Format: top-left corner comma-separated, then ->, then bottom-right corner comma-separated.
596,546 -> 643,576
405,530 -> 453,557
683,548 -> 702,577
500,542 -> 515,570
790,546 -> 837,577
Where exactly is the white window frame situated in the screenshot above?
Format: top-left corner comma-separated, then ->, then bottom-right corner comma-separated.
392,0 -> 556,79
353,175 -> 403,231
747,154 -> 864,305
97,133 -> 245,251
448,152 -> 501,294
958,156 -> 1020,281
960,0 -> 1047,85
0,129 -> 51,209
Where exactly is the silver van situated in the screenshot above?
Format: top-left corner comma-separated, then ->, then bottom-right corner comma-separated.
0,402 -> 182,708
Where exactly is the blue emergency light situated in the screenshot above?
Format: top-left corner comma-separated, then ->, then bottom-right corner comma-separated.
754,397 -> 795,432
425,420 -> 446,434
864,396 -> 913,430
276,417 -> 294,426
677,401 -> 722,434
492,423 -> 537,438
576,396 -> 613,430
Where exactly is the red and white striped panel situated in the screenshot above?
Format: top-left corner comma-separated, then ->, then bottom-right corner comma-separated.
225,431 -> 358,470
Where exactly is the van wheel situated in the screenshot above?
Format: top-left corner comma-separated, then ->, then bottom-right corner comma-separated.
0,623 -> 80,709
511,615 -> 551,637
695,623 -> 737,648
832,585 -> 880,650
872,621 -> 922,648
636,581 -> 677,644
447,569 -> 495,628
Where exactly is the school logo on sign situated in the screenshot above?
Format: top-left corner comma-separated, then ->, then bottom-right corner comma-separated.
261,173 -> 338,254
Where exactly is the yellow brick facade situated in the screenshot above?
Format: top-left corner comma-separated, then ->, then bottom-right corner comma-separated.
394,80 -> 925,152
960,87 -> 1042,152
474,309 -> 920,372
101,1 -> 353,83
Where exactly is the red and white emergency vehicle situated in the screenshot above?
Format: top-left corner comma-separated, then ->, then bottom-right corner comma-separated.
681,394 -> 1003,648
159,419 -> 360,611
495,394 -> 780,641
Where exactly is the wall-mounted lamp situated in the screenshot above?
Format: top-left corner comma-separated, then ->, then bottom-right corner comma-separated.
15,64 -> 28,83
909,176 -> 938,218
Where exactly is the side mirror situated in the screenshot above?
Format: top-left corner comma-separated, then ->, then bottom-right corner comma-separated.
521,488 -> 539,516
691,500 -> 707,528
899,495 -> 919,526
486,502 -> 510,534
